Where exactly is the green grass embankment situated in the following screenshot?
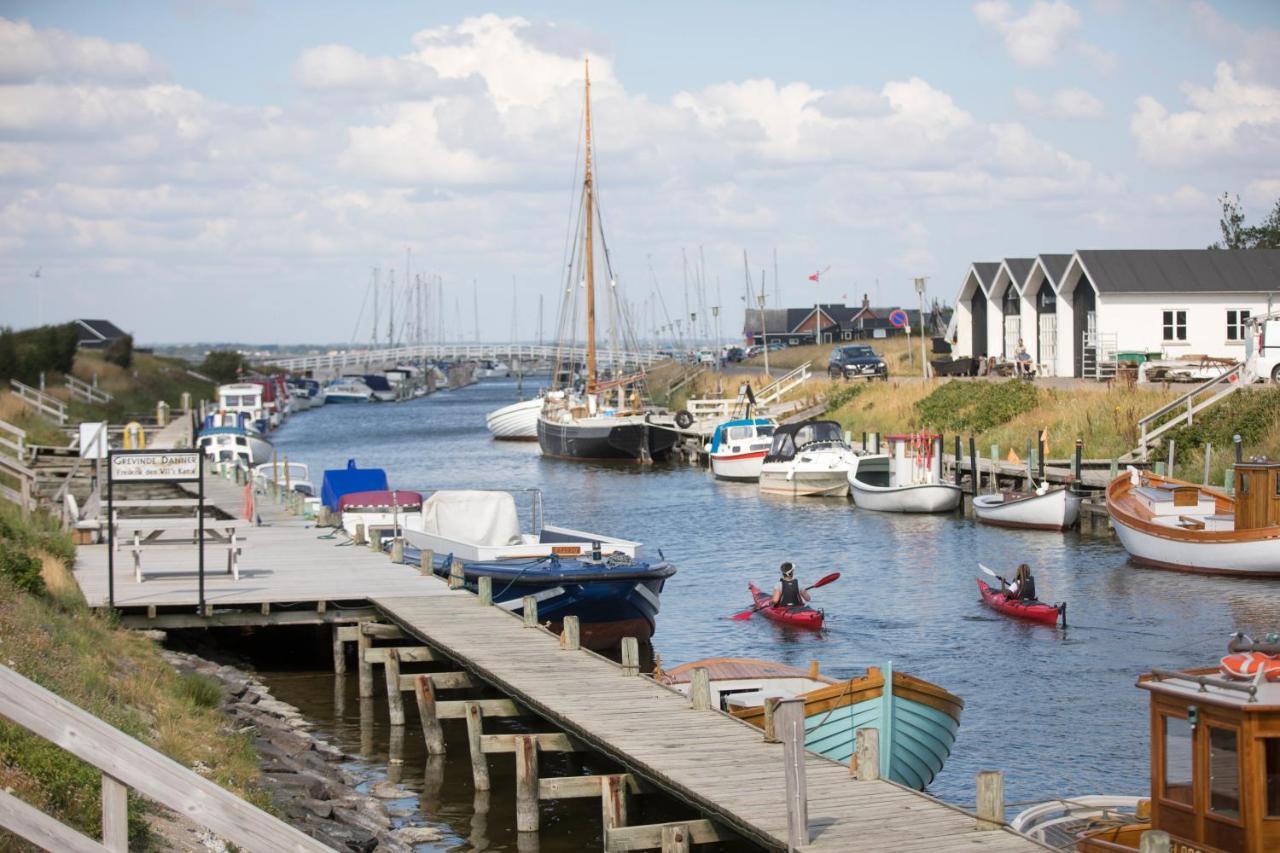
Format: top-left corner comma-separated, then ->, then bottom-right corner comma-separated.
0,504 -> 267,850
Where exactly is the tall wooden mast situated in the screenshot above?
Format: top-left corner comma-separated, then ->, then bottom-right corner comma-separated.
583,57 -> 598,396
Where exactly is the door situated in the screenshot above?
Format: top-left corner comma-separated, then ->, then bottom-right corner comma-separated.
1004,316 -> 1021,360
1072,282 -> 1097,377
970,289 -> 988,358
1038,314 -> 1057,377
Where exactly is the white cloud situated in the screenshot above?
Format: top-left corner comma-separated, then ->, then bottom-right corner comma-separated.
1151,184 -> 1208,212
293,44 -> 463,98
1014,86 -> 1105,118
1188,1 -> 1280,86
974,1 -> 1115,71
0,18 -> 161,84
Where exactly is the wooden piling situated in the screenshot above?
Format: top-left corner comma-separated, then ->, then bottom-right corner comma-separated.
390,537 -> 404,564
449,559 -> 465,590
776,698 -> 809,850
413,675 -> 445,755
1037,432 -> 1045,482
976,770 -> 1004,831
522,595 -> 538,627
852,727 -> 879,781
762,696 -> 780,743
602,774 -> 628,845
332,626 -> 346,674
384,648 -> 405,726
419,548 -> 434,575
515,735 -> 539,832
1073,439 -> 1083,482
368,529 -> 381,552
561,615 -> 580,651
1168,439 -> 1176,478
357,622 -> 373,698
954,435 -> 962,487
477,576 -> 492,606
969,436 -> 978,497
1203,443 -> 1212,485
620,637 -> 639,676
353,523 -> 366,546
689,667 -> 711,711
989,444 -> 999,493
465,702 -> 491,791
661,824 -> 691,853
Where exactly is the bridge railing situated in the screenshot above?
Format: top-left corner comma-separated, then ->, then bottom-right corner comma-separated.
261,344 -> 667,373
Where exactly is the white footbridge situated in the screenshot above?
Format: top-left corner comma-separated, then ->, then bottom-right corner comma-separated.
261,344 -> 668,373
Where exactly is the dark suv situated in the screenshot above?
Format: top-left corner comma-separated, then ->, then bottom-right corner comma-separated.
828,344 -> 888,380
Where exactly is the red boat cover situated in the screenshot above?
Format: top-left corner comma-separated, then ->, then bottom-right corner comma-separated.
338,490 -> 423,511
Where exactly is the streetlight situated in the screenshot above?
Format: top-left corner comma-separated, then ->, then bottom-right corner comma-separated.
712,305 -> 721,369
914,277 -> 929,379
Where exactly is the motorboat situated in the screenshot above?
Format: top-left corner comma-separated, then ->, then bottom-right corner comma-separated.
973,484 -> 1081,530
1106,462 -> 1280,575
758,420 -> 858,497
660,658 -> 963,791
338,490 -> 423,542
252,461 -> 316,497
324,378 -> 374,404
196,411 -> 273,467
708,417 -> 776,481
320,459 -> 389,512
1010,797 -> 1145,849
477,359 -> 511,378
486,396 -> 542,441
360,374 -> 397,402
402,489 -> 675,648
848,433 -> 962,513
244,378 -> 285,427
216,382 -> 270,433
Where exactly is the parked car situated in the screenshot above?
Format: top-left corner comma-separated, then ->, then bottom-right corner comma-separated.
695,349 -> 718,365
767,341 -> 786,352
828,345 -> 888,380
723,346 -> 745,362
745,345 -> 763,358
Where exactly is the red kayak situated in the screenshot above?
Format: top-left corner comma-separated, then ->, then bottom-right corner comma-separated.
747,582 -> 824,630
977,579 -> 1064,626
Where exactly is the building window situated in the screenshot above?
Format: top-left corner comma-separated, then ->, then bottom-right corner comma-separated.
1209,727 -> 1240,819
1162,714 -> 1193,806
1162,310 -> 1187,342
1227,310 -> 1251,341
842,331 -> 851,341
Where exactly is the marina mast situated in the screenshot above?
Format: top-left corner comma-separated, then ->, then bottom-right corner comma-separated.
583,58 -> 598,396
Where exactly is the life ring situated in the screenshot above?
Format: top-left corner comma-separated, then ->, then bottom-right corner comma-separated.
1220,652 -> 1280,681
675,410 -> 694,429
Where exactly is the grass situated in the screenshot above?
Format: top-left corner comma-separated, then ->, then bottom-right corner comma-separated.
65,350 -> 214,423
0,504 -> 268,851
1154,386 -> 1280,485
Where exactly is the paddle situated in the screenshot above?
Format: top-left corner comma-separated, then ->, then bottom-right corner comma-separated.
732,572 -> 841,620
978,563 -> 1007,587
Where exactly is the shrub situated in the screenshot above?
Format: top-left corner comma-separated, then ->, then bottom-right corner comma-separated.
1158,387 -> 1280,461
104,334 -> 133,369
199,350 -> 249,384
824,382 -> 866,414
0,541 -> 46,595
915,380 -> 1040,433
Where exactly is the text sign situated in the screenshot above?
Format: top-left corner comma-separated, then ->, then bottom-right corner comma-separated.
110,451 -> 201,482
889,309 -> 909,328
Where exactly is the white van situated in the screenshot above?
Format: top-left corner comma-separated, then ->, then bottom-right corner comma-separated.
1244,310 -> 1280,383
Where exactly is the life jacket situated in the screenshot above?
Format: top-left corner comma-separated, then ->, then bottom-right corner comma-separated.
1018,575 -> 1037,601
778,577 -> 801,606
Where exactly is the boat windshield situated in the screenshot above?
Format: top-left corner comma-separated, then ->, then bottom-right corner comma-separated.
795,422 -> 843,447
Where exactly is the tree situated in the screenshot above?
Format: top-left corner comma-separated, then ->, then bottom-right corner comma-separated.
0,328 -> 18,382
1211,192 -> 1280,249
104,334 -> 133,369
199,350 -> 248,383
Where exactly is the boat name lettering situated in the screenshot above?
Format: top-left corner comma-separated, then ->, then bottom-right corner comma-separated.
552,546 -> 581,556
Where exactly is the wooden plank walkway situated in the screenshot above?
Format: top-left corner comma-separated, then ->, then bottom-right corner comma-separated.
373,594 -> 1042,852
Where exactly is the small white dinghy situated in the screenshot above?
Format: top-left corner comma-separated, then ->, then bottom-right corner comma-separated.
973,484 -> 1081,530
485,396 -> 542,441
848,433 -> 962,513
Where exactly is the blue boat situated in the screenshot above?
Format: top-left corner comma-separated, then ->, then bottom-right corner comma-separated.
663,659 -> 963,791
402,489 -> 676,649
320,459 -> 388,512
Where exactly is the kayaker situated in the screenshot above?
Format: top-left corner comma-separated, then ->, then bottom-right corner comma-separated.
1004,564 -> 1037,601
772,562 -> 810,607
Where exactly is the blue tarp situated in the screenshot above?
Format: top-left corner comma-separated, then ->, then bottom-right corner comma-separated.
361,374 -> 393,393
321,459 -> 388,511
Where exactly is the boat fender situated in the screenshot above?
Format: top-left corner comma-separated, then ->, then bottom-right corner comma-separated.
675,410 -> 694,429
1220,652 -> 1280,681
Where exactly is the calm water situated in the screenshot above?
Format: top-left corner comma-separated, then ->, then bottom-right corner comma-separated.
260,377 -> 1280,845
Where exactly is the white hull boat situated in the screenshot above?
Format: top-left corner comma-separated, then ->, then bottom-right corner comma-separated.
198,430 -> 273,467
325,378 -> 374,404
973,486 -> 1080,530
848,435 -> 962,513
708,417 -> 776,482
759,468 -> 851,497
758,420 -> 857,497
486,397 -> 542,441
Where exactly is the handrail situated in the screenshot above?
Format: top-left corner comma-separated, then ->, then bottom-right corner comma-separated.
260,343 -> 668,372
0,665 -> 328,852
53,423 -> 105,528
1149,667 -> 1258,702
0,455 -> 35,514
9,379 -> 67,425
64,375 -> 113,404
1137,361 -> 1245,430
0,418 -> 26,460
1132,360 -> 1245,458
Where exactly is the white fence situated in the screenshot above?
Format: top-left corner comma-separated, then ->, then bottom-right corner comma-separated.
9,379 -> 67,425
65,374 -> 113,405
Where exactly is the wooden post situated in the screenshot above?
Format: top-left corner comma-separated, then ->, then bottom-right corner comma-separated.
969,436 -> 978,497
689,667 -> 711,711
419,547 -> 434,576
332,626 -> 346,674
449,558 -> 466,590
317,505 -> 330,527
353,522 -> 366,546
851,727 -> 880,781
357,623 -> 374,698
1110,458 -> 1119,481
661,824 -> 691,853
515,735 -> 539,832
1168,439 -> 1176,479
477,575 -> 492,606
102,773 -> 128,852
465,702 -> 490,791
414,675 -> 446,755
522,595 -> 538,627
976,770 -> 1004,831
1203,443 -> 1213,485
954,435 -> 962,486
391,537 -> 404,564
561,615 -> 581,650
1235,433 -> 1243,464
989,444 -> 999,493
1073,439 -> 1083,482
1025,437 -> 1034,486
620,637 -> 639,676
776,698 -> 809,850
369,529 -> 381,552
1139,829 -> 1171,853
1037,432 -> 1045,482
763,696 -> 780,743
384,648 -> 405,726
601,774 -> 628,847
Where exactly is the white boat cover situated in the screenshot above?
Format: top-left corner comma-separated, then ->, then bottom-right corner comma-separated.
420,490 -> 522,547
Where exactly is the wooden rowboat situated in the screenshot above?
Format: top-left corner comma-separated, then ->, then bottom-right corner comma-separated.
973,485 -> 1080,530
661,658 -> 963,791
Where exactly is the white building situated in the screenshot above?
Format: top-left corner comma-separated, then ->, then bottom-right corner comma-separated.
949,249 -> 1280,377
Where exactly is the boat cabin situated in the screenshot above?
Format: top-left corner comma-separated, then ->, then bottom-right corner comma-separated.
883,433 -> 945,487
1078,659 -> 1280,853
217,383 -> 266,428
1235,461 -> 1280,532
763,420 -> 846,462
710,418 -> 775,455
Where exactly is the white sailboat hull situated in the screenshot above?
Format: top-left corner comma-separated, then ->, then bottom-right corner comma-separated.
486,398 -> 541,441
973,488 -> 1080,530
1112,517 -> 1280,575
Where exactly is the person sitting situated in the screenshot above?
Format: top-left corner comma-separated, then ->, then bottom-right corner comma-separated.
772,562 -> 810,607
1004,563 -> 1037,601
1015,340 -> 1033,378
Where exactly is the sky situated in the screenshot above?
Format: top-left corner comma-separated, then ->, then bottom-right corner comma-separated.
0,0 -> 1278,346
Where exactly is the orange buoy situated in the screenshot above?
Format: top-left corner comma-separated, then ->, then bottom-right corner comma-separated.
1220,652 -> 1280,681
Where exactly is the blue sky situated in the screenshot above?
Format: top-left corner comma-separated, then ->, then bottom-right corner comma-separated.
1,1 -> 1278,344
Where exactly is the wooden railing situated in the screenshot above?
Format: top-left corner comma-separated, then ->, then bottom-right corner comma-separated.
685,361 -> 814,421
1128,361 -> 1246,460
0,419 -> 25,460
0,665 -> 328,853
65,375 -> 113,405
9,379 -> 67,425
0,455 -> 35,515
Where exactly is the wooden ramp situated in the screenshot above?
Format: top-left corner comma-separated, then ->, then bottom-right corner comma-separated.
373,594 -> 1041,852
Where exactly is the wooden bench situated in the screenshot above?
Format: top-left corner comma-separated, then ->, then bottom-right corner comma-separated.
114,515 -> 249,584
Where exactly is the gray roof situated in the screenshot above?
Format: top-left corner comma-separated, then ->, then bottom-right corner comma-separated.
74,319 -> 128,342
1077,249 -> 1280,294
972,262 -> 1000,289
1003,258 -> 1035,288
743,308 -> 790,335
1037,254 -> 1072,286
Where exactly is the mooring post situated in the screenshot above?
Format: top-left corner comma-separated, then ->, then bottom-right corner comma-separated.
409,674 -> 446,755
968,436 -> 978,497
851,727 -> 880,781
1073,439 -> 1083,483
384,648 -> 405,726
601,774 -> 628,845
464,701 -> 490,791
976,770 -> 1004,831
522,595 -> 539,627
689,667 -> 711,711
1025,437 -> 1034,486
449,558 -> 466,590
1203,443 -> 1213,485
1234,433 -> 1243,464
620,637 -> 639,675
391,537 -> 404,564
332,625 -> 346,674
317,505 -> 330,527
954,435 -> 962,487
368,529 -> 381,552
989,444 -> 999,493
1037,431 -> 1045,482
661,824 -> 691,853
1167,439 -> 1176,478
477,575 -> 492,606
561,615 -> 581,650
515,734 -> 539,832
353,522 -> 366,546
417,547 -> 433,576
1138,829 -> 1171,853
1110,458 -> 1119,481
763,696 -> 780,743
357,623 -> 374,698
776,697 -> 809,850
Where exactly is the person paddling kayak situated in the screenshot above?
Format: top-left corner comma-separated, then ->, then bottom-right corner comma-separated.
772,562 -> 811,607
1002,563 -> 1037,601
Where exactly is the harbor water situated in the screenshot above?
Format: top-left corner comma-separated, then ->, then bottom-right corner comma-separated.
260,377 -> 1279,846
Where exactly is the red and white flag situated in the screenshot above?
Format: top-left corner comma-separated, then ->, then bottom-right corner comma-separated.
808,271 -> 820,282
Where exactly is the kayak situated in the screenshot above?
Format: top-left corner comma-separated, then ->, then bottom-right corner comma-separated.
977,579 -> 1063,626
747,582 -> 824,630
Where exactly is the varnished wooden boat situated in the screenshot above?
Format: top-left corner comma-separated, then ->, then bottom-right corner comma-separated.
661,658 -> 963,791
1106,463 -> 1280,576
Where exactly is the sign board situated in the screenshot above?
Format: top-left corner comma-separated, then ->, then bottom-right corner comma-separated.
110,450 -> 201,482
873,328 -> 887,339
79,422 -> 108,460
889,309 -> 909,329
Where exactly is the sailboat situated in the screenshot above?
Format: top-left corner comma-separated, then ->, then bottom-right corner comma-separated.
537,60 -> 678,464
